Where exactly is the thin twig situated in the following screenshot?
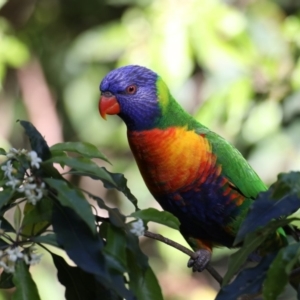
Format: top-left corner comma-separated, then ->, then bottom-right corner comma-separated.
144,230 -> 223,286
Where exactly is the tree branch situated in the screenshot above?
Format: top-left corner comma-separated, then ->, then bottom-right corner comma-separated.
144,230 -> 223,286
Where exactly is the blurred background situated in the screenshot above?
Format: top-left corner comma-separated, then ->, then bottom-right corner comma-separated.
0,0 -> 300,299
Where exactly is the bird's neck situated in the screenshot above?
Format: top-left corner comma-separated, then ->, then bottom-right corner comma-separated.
152,96 -> 200,130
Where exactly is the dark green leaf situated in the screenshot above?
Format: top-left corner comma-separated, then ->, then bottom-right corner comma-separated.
0,237 -> 9,248
32,234 -> 59,248
236,172 -> 300,244
0,189 -> 14,211
49,150 -> 68,159
44,156 -> 138,209
131,208 -> 180,230
99,223 -> 152,298
50,142 -> 111,164
40,163 -> 64,179
0,180 -> 6,188
45,178 -> 95,234
263,243 -> 300,299
18,120 -> 51,160
271,172 -> 300,199
21,198 -> 52,237
100,167 -> 138,210
108,209 -> 126,229
51,252 -> 124,300
126,231 -> 149,273
104,224 -> 127,272
0,148 -> 6,156
223,218 -> 297,285
216,254 -> 277,300
127,249 -> 163,300
22,200 -> 51,225
0,272 -> 14,289
134,268 -> 164,300
52,203 -> 134,299
12,260 -> 41,300
52,202 -> 108,284
91,194 -> 126,228
0,217 -> 15,232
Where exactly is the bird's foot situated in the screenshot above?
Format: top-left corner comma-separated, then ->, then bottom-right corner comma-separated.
187,249 -> 211,272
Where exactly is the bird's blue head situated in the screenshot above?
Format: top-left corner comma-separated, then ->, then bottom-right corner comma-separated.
99,65 -> 168,131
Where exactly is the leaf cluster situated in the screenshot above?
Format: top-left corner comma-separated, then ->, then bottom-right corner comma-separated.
0,121 -> 177,300
217,172 -> 300,299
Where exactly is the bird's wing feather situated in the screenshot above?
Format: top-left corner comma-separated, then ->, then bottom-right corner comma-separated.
196,128 -> 267,199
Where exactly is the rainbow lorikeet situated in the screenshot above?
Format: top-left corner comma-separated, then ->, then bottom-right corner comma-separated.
98,65 -> 286,272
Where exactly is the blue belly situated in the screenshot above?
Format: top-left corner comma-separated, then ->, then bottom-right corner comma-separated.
155,176 -> 249,247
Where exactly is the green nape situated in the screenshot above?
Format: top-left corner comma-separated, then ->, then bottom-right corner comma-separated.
155,77 -> 206,131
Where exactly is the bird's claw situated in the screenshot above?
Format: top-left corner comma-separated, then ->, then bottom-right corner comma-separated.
187,249 -> 211,272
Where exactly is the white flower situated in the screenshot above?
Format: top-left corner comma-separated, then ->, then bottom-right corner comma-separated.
0,246 -> 42,272
18,177 -> 45,205
24,247 -> 42,265
34,182 -> 46,202
17,176 -> 36,192
6,148 -> 28,159
5,247 -> 23,262
35,187 -> 44,200
6,148 -> 18,159
20,149 -> 28,154
130,219 -> 145,237
27,151 -> 42,169
1,161 -> 14,179
18,179 -> 45,205
27,195 -> 38,205
0,261 -> 14,273
24,252 -> 43,265
5,177 -> 20,189
17,185 -> 24,193
24,189 -> 37,204
25,183 -> 37,192
27,176 -> 35,182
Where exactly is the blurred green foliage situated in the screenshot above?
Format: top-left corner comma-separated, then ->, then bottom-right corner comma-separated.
0,0 -> 300,299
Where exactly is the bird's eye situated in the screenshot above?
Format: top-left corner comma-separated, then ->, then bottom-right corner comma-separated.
125,85 -> 137,95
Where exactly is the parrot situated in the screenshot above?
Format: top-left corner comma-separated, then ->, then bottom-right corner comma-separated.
98,65 -> 287,272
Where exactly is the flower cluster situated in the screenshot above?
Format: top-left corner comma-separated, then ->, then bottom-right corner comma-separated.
0,246 -> 42,273
17,177 -> 45,205
1,148 -> 45,205
4,148 -> 42,169
130,218 -> 145,237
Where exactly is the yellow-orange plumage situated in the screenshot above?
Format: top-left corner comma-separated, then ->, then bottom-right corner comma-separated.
128,126 -> 218,196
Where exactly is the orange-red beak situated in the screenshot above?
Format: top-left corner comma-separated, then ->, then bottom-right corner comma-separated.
99,95 -> 120,119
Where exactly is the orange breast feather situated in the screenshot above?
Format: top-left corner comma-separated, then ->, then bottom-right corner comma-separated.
127,127 -> 219,195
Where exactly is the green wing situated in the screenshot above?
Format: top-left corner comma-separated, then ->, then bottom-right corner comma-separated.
196,127 -> 267,199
